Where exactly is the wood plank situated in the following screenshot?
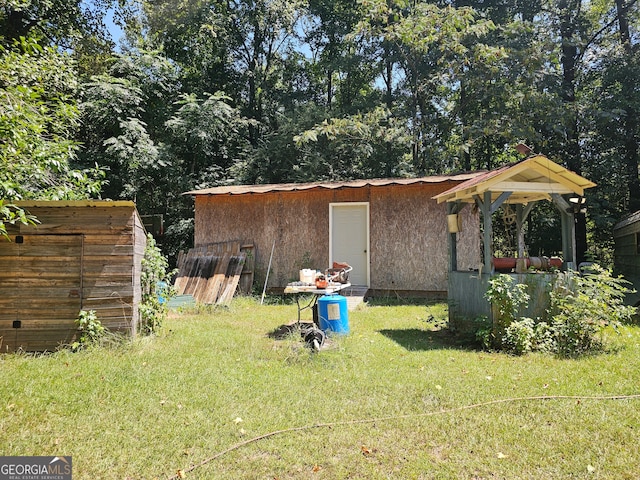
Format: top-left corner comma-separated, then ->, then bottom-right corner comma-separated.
201,252 -> 231,304
183,252 -> 206,295
217,253 -> 246,304
189,256 -> 215,301
174,253 -> 198,294
193,256 -> 218,303
239,244 -> 255,294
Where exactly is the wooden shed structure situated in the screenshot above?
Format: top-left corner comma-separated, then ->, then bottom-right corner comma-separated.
433,154 -> 596,322
614,210 -> 640,306
0,201 -> 146,352
186,174 -> 483,298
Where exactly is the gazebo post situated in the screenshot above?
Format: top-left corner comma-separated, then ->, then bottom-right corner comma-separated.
446,202 -> 458,272
551,194 -> 577,269
482,191 -> 493,274
515,202 -> 535,261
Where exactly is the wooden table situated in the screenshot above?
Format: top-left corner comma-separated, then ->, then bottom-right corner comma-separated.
284,282 -> 351,326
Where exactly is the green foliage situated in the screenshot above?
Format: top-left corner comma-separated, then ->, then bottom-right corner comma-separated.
502,317 -> 535,355
482,267 -> 637,357
474,315 -> 493,350
548,266 -> 637,357
72,310 -> 105,350
0,200 -> 38,238
0,37 -> 104,202
140,234 -> 177,335
484,274 -> 530,348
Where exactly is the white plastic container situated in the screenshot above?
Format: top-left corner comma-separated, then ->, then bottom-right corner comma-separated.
299,269 -> 315,284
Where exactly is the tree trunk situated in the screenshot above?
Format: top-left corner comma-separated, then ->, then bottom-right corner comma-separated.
558,0 -> 587,263
615,0 -> 640,212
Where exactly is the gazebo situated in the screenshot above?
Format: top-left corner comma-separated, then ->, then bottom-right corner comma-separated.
433,153 -> 596,323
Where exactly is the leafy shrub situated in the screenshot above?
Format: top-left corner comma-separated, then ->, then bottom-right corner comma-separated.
484,274 -> 530,349
532,321 -> 555,353
503,317 -> 535,355
140,234 -> 177,335
72,310 -> 105,350
548,265 -> 636,357
474,315 -> 493,350
479,266 -> 636,357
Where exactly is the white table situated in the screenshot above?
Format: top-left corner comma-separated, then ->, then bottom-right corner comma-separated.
284,282 -> 351,326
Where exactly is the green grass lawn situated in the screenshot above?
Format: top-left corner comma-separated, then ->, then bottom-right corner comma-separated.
1,297 -> 640,479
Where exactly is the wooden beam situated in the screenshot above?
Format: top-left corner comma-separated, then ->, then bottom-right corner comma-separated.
490,181 -> 574,194
447,202 -> 458,272
490,191 -> 512,214
551,194 -> 576,268
483,191 -> 493,274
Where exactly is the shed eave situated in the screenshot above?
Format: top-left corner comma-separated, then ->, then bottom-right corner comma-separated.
184,173 -> 486,197
10,200 -> 137,208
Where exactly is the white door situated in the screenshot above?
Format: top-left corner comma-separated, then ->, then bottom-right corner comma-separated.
330,203 -> 369,286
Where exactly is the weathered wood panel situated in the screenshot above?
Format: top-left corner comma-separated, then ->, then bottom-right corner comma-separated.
0,234 -> 82,352
448,271 -> 557,331
0,202 -> 146,351
614,215 -> 640,305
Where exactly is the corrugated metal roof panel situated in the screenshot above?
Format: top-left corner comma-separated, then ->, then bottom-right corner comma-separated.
614,210 -> 640,231
184,173 -> 484,196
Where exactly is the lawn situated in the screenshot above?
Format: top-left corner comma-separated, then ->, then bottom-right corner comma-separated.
1,297 -> 640,479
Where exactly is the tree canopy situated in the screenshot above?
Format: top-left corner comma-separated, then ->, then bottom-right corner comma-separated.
1,0 -> 639,264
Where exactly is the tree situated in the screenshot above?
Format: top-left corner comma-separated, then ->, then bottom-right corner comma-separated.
0,38 -> 103,201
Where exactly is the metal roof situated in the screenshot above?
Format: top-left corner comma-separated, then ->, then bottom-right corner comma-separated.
185,173 -> 484,196
614,210 -> 640,231
433,155 -> 597,204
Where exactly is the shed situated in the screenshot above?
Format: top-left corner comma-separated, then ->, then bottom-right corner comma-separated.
614,210 -> 640,306
0,201 -> 146,352
185,174 -> 483,298
433,154 -> 596,323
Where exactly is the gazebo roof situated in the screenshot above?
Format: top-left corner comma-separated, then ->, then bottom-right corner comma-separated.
433,155 -> 596,204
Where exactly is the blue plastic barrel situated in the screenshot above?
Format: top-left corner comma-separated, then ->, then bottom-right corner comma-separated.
317,295 -> 349,334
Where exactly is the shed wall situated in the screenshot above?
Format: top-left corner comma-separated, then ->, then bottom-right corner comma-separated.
0,204 -> 145,352
614,214 -> 640,305
193,182 -> 480,295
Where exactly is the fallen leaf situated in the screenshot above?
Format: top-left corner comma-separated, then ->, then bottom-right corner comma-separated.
239,428 -> 246,436
234,417 -> 243,424
312,465 -> 322,472
361,445 -> 372,456
177,470 -> 186,479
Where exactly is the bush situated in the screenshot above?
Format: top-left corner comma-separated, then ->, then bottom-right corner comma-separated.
503,317 -> 535,355
140,234 -> 177,335
484,274 -> 530,349
479,266 -> 637,357
548,265 -> 636,357
72,310 -> 105,350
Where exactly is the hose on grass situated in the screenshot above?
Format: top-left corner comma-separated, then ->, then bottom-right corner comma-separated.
166,393 -> 640,479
